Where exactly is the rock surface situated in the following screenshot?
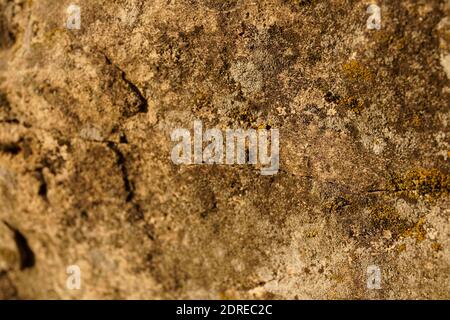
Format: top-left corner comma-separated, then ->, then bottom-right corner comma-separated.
0,0 -> 449,299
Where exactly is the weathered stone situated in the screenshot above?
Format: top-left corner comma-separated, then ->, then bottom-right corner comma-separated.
0,0 -> 448,299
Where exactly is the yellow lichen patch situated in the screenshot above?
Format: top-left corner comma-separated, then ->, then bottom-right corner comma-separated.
431,242 -> 443,252
369,205 -> 427,242
372,31 -> 395,46
393,37 -> 408,51
255,122 -> 272,130
371,31 -> 407,51
397,243 -> 407,253
239,110 -> 257,127
406,113 -> 422,127
401,217 -> 427,242
229,108 -> 271,130
291,0 -> 320,6
329,271 -> 345,283
219,290 -> 238,300
191,92 -> 211,112
369,205 -> 410,238
389,168 -> 450,199
337,96 -> 364,114
44,28 -> 67,42
327,196 -> 350,213
256,123 -> 266,130
305,230 -> 318,238
227,108 -> 258,128
342,60 -> 374,82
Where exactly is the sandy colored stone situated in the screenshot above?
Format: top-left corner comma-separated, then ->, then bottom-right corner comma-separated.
0,0 -> 449,299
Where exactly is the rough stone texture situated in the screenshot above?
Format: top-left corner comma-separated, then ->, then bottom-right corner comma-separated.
0,0 -> 449,299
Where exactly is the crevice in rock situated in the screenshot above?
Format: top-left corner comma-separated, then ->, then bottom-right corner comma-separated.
106,141 -> 135,202
0,119 -> 19,124
0,142 -> 21,155
119,132 -> 128,144
102,53 -> 148,114
200,199 -> 217,219
0,3 -> 16,50
34,168 -> 48,201
106,141 -> 145,222
2,221 -> 35,270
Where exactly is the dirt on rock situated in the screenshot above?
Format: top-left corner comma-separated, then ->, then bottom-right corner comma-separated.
0,0 -> 449,299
